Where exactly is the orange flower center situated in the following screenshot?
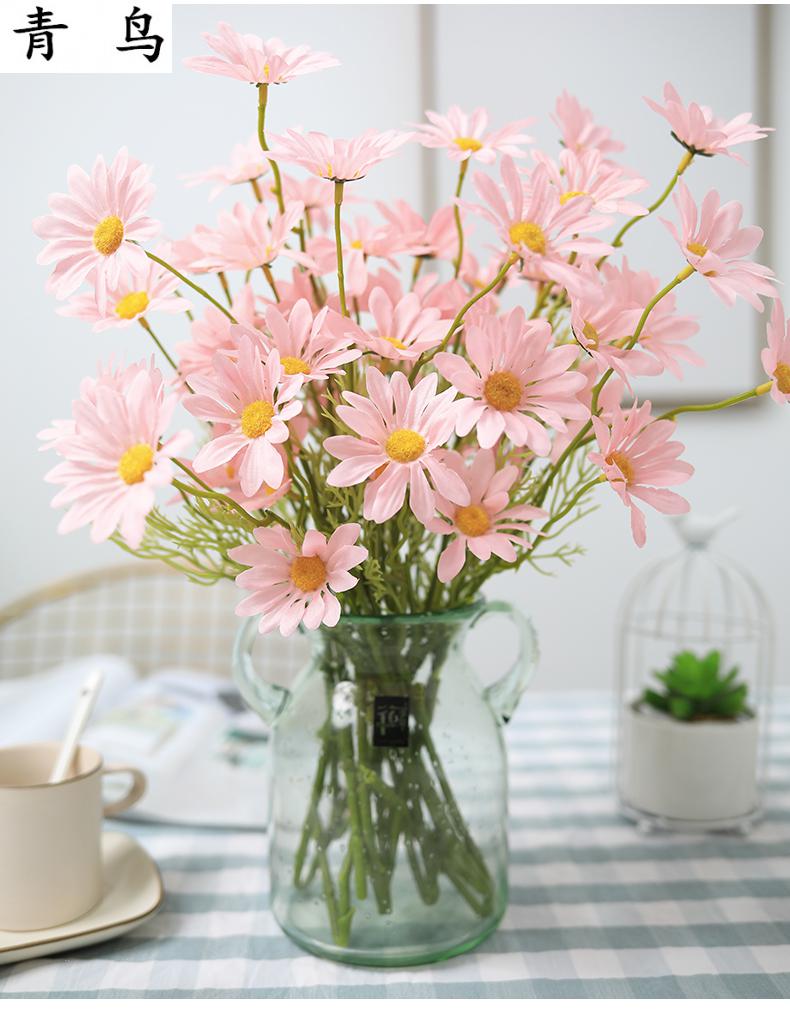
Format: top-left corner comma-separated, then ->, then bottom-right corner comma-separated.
281,356 -> 311,376
290,554 -> 327,592
454,136 -> 483,152
774,362 -> 790,394
241,400 -> 275,439
455,504 -> 491,538
93,215 -> 125,256
508,221 -> 546,255
686,240 -> 708,258
385,428 -> 425,463
115,290 -> 149,320
484,371 -> 522,411
582,321 -> 600,349
560,189 -> 587,205
117,443 -> 154,485
606,450 -> 634,484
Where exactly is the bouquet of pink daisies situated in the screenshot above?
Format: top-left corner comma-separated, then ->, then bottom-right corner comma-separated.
33,24 -> 789,953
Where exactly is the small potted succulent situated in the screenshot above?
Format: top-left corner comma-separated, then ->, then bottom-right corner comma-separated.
619,650 -> 760,828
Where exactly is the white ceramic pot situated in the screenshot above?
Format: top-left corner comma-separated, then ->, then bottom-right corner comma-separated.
619,703 -> 759,827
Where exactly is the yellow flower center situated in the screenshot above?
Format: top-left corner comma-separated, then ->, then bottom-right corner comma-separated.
225,464 -> 236,480
774,362 -> 790,394
325,162 -> 333,179
350,240 -> 364,250
385,428 -> 426,463
455,504 -> 491,538
240,400 -> 275,439
560,189 -> 587,205
383,336 -> 407,351
263,62 -> 271,78
281,356 -> 311,376
508,221 -> 547,255
687,240 -> 708,257
454,136 -> 483,152
582,320 -> 600,349
290,554 -> 327,593
117,443 -> 154,485
606,450 -> 634,484
93,215 -> 125,256
115,290 -> 149,320
483,371 -> 522,412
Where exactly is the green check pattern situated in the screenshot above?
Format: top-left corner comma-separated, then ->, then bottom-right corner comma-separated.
2,692 -> 789,998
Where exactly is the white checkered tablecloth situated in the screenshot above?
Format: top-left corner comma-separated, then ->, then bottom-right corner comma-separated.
2,692 -> 789,998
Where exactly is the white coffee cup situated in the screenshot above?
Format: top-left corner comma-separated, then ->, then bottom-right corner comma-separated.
0,742 -> 146,931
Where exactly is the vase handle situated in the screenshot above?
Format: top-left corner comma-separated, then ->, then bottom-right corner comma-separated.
232,616 -> 292,727
474,600 -> 539,725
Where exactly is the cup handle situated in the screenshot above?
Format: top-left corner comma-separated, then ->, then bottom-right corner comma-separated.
473,600 -> 539,725
101,765 -> 147,817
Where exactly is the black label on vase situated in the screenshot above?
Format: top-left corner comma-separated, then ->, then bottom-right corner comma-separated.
372,696 -> 410,748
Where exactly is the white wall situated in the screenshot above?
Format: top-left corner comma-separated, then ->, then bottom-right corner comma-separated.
1,5 -> 787,690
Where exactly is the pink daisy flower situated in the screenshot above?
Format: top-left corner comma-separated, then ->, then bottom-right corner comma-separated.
176,284 -> 261,378
325,368 -> 469,524
190,201 -> 312,273
569,265 -> 661,388
257,299 -> 361,380
552,91 -> 624,159
376,201 -> 464,261
230,523 -> 368,636
412,106 -> 534,164
308,216 -> 402,297
42,362 -> 192,548
33,148 -> 159,307
602,259 -> 702,379
353,288 -> 446,362
426,450 -> 546,583
181,136 -> 270,201
184,335 -> 302,497
464,157 -> 613,290
645,82 -> 772,162
267,129 -> 412,183
589,400 -> 694,548
58,259 -> 190,332
533,148 -> 649,217
762,298 -> 790,405
183,23 -> 339,85
435,309 -> 588,456
664,182 -> 778,311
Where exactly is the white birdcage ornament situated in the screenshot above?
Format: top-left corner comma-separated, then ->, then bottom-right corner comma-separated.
615,509 -> 774,834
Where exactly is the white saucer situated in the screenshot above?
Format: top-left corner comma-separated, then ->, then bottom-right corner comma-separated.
0,831 -> 163,965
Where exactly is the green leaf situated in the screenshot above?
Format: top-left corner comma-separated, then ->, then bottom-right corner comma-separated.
713,684 -> 748,719
642,689 -> 669,713
668,695 -> 694,720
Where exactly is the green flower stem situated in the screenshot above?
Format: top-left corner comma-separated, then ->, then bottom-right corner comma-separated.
257,84 -> 285,214
217,271 -> 232,306
146,252 -> 237,323
410,253 -> 518,381
606,150 -> 694,257
334,181 -> 349,317
452,159 -> 470,278
293,744 -> 330,887
337,724 -> 368,901
658,381 -> 772,421
411,256 -> 424,289
138,317 -> 179,375
261,263 -> 280,302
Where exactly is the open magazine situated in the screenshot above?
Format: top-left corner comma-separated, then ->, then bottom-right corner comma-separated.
0,655 -> 269,829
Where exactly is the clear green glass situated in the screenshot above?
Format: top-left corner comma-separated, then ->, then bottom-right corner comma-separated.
233,599 -> 537,966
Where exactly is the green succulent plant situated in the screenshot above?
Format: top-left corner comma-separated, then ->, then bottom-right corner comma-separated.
641,649 -> 750,722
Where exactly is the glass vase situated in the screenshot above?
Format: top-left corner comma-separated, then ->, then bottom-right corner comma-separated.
232,600 -> 537,966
